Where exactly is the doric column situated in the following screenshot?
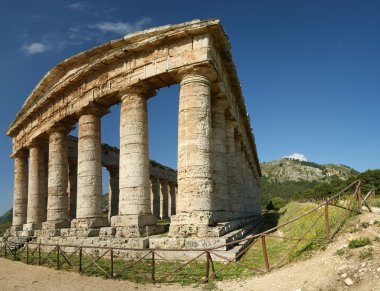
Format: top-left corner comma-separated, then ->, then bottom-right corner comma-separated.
71,105 -> 108,229
168,182 -> 177,217
68,160 -> 77,220
111,86 -> 157,236
211,96 -> 228,221
11,150 -> 28,230
150,179 -> 160,218
225,120 -> 238,217
170,72 -> 214,236
234,134 -> 245,218
43,123 -> 72,230
107,166 -> 119,222
246,162 -> 255,216
24,141 -> 47,230
159,181 -> 169,219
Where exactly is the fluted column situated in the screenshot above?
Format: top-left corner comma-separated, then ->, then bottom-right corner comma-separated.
111,86 -> 157,235
11,150 -> 28,230
170,73 -> 214,236
168,182 -> 177,217
24,142 -> 47,230
160,181 -> 169,219
71,105 -> 108,229
107,166 -> 119,222
150,179 -> 160,218
68,160 -> 77,220
234,135 -> 245,218
211,97 -> 228,222
43,124 -> 71,230
225,120 -> 238,217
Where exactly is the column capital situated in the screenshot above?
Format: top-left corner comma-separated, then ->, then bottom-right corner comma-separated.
211,95 -> 229,111
47,121 -> 74,135
27,137 -> 46,149
77,102 -> 109,118
177,65 -> 217,84
225,119 -> 237,128
11,148 -> 28,159
120,83 -> 156,101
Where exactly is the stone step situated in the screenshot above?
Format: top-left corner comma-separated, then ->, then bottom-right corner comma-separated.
149,217 -> 264,251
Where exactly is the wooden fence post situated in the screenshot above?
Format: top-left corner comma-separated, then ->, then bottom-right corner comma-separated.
56,246 -> 60,270
205,252 -> 210,283
79,247 -> 83,273
110,249 -> 114,278
26,244 -> 29,264
261,236 -> 270,272
324,202 -> 330,240
357,183 -> 362,213
151,251 -> 156,283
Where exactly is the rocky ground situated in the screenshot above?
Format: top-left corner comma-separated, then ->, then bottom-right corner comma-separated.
0,209 -> 379,291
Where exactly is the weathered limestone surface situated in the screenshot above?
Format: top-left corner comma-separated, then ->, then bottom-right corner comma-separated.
107,166 -> 119,222
24,144 -> 47,230
71,107 -> 107,229
68,160 -> 77,220
159,181 -> 169,219
211,97 -> 229,221
43,126 -> 70,231
7,20 -> 262,243
150,179 -> 160,218
111,87 -> 157,236
170,73 -> 214,237
11,151 -> 28,229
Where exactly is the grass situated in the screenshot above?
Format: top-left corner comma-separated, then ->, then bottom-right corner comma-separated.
348,237 -> 371,249
359,247 -> 374,260
0,199 -> 357,286
371,197 -> 380,208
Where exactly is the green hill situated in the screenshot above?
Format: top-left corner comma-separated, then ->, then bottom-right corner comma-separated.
260,158 -> 379,208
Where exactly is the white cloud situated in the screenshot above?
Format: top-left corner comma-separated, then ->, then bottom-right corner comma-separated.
21,42 -> 49,55
68,2 -> 86,10
90,17 -> 152,35
284,153 -> 308,161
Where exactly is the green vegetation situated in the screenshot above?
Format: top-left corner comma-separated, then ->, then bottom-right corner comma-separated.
0,200 -> 355,285
261,166 -> 380,209
348,237 -> 371,249
359,247 -> 374,260
335,248 -> 345,256
0,221 -> 11,236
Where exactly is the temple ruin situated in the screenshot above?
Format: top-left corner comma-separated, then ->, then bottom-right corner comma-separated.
5,19 -> 262,257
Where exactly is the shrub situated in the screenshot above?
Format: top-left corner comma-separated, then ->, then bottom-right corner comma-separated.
335,248 -> 345,256
348,237 -> 371,249
266,197 -> 287,211
359,247 -> 374,260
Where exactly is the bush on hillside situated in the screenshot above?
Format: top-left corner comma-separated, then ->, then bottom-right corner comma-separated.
266,196 -> 287,211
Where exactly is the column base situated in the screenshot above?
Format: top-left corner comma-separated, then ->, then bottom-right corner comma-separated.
23,223 -> 42,231
111,214 -> 161,237
169,211 -> 215,238
9,225 -> 23,236
42,220 -> 70,230
71,217 -> 108,229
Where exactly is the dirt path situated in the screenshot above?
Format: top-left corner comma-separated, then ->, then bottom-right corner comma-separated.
217,210 -> 380,291
0,210 -> 379,291
0,258 -> 194,291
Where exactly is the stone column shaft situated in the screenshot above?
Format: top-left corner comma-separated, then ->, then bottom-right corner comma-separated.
168,183 -> 177,217
225,120 -> 238,216
107,167 -> 119,222
150,179 -> 160,218
43,127 -> 70,229
159,181 -> 169,219
68,160 -> 77,220
25,144 -> 47,230
170,73 -> 214,236
12,151 -> 28,229
234,136 -> 245,218
111,86 -> 156,234
72,106 -> 108,229
211,97 -> 228,221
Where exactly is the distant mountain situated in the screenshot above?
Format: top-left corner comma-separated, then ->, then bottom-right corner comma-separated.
0,208 -> 12,223
261,158 -> 358,183
260,158 -> 362,206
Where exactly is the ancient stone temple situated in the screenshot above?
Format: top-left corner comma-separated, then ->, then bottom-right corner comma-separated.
6,19 -> 262,256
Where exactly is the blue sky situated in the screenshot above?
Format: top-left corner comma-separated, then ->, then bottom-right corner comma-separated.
0,0 -> 379,215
